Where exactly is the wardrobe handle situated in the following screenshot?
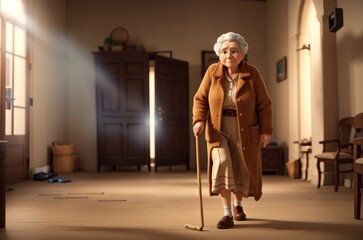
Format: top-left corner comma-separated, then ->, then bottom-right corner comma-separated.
157,106 -> 165,121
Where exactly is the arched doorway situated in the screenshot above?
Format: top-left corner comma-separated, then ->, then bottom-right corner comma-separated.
295,0 -> 340,186
297,0 -> 320,181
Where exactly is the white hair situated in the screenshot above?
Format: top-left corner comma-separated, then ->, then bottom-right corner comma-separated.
213,32 -> 248,56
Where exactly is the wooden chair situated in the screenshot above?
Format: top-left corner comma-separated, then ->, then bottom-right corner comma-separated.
353,112 -> 363,219
315,117 -> 354,192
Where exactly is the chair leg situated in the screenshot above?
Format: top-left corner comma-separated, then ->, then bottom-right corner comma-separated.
317,159 -> 321,188
355,173 -> 361,219
334,160 -> 339,192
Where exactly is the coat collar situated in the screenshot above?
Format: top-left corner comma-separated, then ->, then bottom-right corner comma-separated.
212,61 -> 251,79
212,61 -> 251,90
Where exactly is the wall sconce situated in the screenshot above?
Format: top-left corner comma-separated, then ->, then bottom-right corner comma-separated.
297,44 -> 310,51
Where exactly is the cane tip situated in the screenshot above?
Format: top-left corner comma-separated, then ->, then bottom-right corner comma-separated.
185,224 -> 203,231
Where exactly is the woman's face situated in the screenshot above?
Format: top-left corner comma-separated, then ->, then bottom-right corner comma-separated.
219,41 -> 245,69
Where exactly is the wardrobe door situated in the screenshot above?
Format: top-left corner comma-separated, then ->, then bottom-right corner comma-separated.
94,53 -> 150,171
154,55 -> 189,170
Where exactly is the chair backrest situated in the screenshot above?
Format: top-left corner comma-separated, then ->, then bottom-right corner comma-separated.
353,112 -> 363,138
339,117 -> 354,145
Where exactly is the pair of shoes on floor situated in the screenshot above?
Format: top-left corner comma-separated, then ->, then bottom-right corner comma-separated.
233,206 -> 247,221
217,216 -> 234,229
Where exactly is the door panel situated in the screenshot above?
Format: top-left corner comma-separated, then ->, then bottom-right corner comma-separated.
95,53 -> 150,171
154,56 -> 189,170
125,77 -> 145,111
103,122 -> 123,158
100,119 -> 149,166
5,140 -> 27,181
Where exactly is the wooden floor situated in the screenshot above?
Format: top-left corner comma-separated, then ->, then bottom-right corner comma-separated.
1,170 -> 362,240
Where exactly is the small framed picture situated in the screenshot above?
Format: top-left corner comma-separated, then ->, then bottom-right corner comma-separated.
277,56 -> 287,82
201,50 -> 219,78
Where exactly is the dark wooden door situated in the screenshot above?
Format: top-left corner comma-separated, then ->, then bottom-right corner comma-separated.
94,52 -> 150,171
154,55 -> 189,170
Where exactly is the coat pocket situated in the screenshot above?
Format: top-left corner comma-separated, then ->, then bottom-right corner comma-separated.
249,124 -> 260,144
205,122 -> 219,143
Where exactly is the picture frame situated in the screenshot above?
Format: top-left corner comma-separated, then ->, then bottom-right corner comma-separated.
201,50 -> 219,78
277,56 -> 287,82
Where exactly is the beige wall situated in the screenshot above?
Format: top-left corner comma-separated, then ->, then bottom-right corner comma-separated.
29,0 -> 68,171
266,0 -> 289,160
27,0 -> 363,174
336,0 -> 363,116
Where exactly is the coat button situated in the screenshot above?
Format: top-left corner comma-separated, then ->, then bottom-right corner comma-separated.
242,147 -> 246,151
239,113 -> 243,116
241,128 -> 244,132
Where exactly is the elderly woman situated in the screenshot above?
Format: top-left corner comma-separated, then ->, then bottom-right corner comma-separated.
192,32 -> 273,229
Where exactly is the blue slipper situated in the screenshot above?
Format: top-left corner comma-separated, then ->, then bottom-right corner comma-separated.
58,178 -> 71,183
48,178 -> 71,183
48,178 -> 58,183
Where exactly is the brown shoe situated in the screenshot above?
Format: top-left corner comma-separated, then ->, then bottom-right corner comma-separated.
217,216 -> 234,229
233,206 -> 247,221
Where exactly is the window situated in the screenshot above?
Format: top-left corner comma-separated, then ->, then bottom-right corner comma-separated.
1,0 -> 26,24
1,0 -> 27,136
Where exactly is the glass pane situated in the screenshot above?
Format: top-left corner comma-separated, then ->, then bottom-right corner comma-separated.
1,0 -> 26,24
14,108 -> 25,135
14,26 -> 26,57
5,53 -> 12,87
5,53 -> 13,136
14,56 -> 26,107
6,22 -> 13,53
5,109 -> 12,135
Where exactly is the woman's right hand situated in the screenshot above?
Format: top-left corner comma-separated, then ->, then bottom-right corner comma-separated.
193,121 -> 205,136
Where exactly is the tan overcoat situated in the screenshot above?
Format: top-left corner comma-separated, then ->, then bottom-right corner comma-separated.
192,61 -> 273,201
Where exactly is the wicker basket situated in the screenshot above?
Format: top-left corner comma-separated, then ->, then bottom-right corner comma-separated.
52,143 -> 76,173
285,159 -> 301,179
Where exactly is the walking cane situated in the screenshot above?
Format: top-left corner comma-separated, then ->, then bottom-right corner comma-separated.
185,135 -> 204,231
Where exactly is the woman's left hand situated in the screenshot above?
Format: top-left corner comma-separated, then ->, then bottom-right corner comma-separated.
260,134 -> 271,147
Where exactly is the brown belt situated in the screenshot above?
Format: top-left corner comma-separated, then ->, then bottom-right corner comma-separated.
222,109 -> 237,117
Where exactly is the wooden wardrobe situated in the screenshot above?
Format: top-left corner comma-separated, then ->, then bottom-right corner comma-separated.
93,52 -> 189,171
